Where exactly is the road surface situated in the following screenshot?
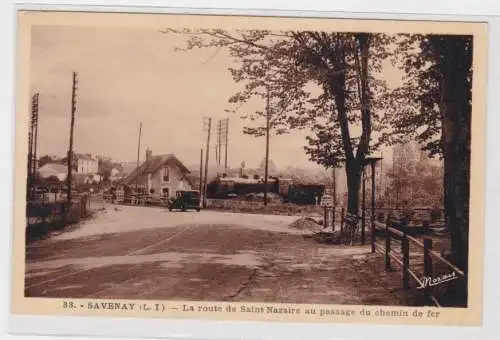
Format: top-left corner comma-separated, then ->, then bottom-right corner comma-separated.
25,204 -> 413,305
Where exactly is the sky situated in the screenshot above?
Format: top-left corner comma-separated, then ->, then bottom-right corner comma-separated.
30,25 -> 402,169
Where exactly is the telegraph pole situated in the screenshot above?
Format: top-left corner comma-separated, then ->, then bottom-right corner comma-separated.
203,117 -> 212,208
27,93 -> 39,201
27,123 -> 33,201
31,93 -> 40,200
32,93 -> 40,177
264,88 -> 270,206
135,122 -> 142,194
67,72 -> 78,207
217,119 -> 222,167
223,118 -> 229,170
199,148 -> 203,195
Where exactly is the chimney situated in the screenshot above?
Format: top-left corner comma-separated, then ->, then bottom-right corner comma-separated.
146,148 -> 152,161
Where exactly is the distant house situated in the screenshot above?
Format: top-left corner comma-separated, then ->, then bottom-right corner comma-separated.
74,153 -> 98,174
120,149 -> 193,198
37,163 -> 67,182
60,152 -> 99,175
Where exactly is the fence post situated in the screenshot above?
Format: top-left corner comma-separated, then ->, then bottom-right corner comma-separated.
402,232 -> 410,290
423,238 -> 433,297
385,214 -> 391,270
323,207 -> 327,228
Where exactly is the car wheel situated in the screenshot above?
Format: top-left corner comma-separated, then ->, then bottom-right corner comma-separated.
196,208 -> 200,212
168,207 -> 172,211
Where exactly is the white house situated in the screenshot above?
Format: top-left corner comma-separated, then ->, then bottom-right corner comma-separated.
74,153 -> 99,174
121,149 -> 193,199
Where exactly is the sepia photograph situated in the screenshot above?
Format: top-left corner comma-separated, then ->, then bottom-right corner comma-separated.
10,10 -> 487,326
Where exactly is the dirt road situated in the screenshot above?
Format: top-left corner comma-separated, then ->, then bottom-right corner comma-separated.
25,204 -> 415,305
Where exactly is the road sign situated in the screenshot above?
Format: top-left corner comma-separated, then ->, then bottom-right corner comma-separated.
324,188 -> 334,196
321,194 -> 334,207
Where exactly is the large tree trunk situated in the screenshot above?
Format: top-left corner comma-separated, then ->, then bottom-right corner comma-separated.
346,161 -> 362,214
432,35 -> 472,306
328,34 -> 372,217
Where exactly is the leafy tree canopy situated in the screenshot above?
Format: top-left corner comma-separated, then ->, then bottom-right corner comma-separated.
163,29 -> 396,168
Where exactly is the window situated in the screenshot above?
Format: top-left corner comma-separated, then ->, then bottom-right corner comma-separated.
163,167 -> 170,182
162,188 -> 169,197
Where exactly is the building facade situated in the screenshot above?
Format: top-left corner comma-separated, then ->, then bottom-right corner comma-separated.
121,150 -> 193,199
75,154 -> 98,174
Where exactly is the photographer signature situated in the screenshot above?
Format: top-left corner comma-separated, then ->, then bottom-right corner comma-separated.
417,271 -> 459,290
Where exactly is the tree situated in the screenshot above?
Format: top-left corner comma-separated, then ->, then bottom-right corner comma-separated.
384,142 -> 443,209
98,157 -> 117,183
163,29 -> 393,214
389,34 -> 473,304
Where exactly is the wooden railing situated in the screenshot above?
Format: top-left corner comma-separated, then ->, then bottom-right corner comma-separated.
371,215 -> 465,306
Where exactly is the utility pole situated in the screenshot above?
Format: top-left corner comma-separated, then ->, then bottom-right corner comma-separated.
27,93 -> 39,201
135,122 -> 142,194
199,148 -> 203,195
67,72 -> 78,207
32,93 -> 40,178
264,88 -> 270,206
218,119 -> 222,167
215,143 -> 218,166
224,118 -> 229,170
203,117 -> 212,208
27,123 -> 33,201
31,93 -> 40,200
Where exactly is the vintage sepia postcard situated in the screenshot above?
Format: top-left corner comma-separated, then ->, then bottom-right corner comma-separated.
10,8 -> 488,329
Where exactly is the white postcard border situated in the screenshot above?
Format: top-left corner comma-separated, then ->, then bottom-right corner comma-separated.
3,1 -> 499,340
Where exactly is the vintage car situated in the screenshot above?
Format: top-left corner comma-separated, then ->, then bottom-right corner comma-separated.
167,190 -> 201,212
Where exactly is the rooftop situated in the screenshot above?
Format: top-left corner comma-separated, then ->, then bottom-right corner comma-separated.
121,154 -> 191,185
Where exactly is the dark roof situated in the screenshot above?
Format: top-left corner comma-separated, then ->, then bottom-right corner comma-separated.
121,154 -> 191,185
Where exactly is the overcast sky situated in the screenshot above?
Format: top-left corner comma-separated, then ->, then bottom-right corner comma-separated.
30,25 -> 401,169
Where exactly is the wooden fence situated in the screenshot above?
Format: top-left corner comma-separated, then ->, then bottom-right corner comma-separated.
371,215 -> 465,306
